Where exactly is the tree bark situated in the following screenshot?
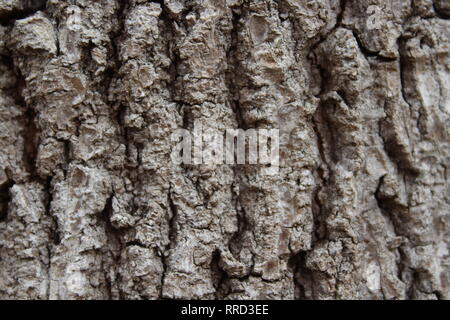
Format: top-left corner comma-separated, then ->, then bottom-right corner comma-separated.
0,0 -> 449,300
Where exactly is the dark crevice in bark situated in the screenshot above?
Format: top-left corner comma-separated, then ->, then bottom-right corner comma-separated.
311,169 -> 327,242
93,4 -> 130,299
393,37 -> 423,176
159,1 -> 181,112
22,106 -> 39,177
311,101 -> 331,243
228,182 -> 251,261
159,186 -> 178,298
45,242 -> 52,299
108,0 -> 127,91
350,29 -> 397,62
224,4 -> 254,282
374,175 -> 403,235
288,250 -> 302,299
103,264 -> 114,300
433,1 -> 450,19
124,240 -> 146,248
292,250 -> 314,300
210,250 -> 228,299
0,180 -> 14,222
307,0 -> 347,98
150,0 -> 164,7
300,3 -> 350,294
44,178 -> 60,245
99,193 -> 123,250
60,139 -> 70,179
378,116 -> 419,176
336,89 -> 351,107
104,0 -> 128,169
374,175 -> 422,298
312,61 -> 329,97
318,99 -> 339,163
225,7 -> 246,130
331,0 -> 347,37
52,11 -> 60,56
78,41 -> 96,80
98,192 -> 124,299
116,104 -> 131,161
1,55 -> 25,106
167,187 -> 178,248
397,37 -> 413,102
159,254 -> 168,299
0,0 -> 47,26
308,0 -> 347,55
397,37 -> 417,137
302,113 -> 332,298
3,54 -> 40,178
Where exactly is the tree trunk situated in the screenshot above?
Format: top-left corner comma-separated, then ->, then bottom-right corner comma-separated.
0,0 -> 449,300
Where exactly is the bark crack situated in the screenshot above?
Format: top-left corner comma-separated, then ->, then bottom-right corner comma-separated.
0,0 -> 46,26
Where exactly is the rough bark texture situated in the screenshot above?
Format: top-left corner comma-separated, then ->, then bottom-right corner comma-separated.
0,0 -> 449,300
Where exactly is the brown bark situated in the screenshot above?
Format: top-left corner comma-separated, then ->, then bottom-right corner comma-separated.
0,0 -> 449,299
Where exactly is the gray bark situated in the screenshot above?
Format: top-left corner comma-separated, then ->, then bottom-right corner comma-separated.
0,0 -> 449,300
